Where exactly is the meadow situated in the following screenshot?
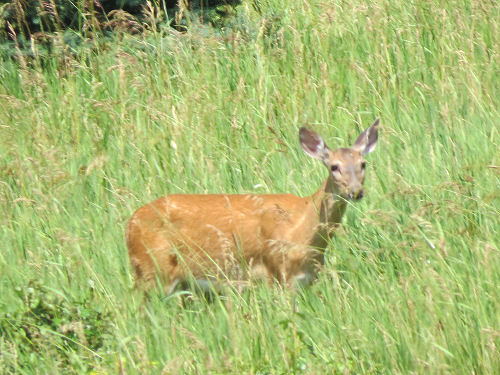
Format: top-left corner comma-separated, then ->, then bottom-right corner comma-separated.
0,0 -> 499,373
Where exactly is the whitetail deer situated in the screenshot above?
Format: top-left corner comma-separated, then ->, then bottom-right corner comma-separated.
126,119 -> 379,293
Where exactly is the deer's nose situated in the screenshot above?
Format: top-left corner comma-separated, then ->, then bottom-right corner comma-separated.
347,187 -> 364,201
352,189 -> 364,200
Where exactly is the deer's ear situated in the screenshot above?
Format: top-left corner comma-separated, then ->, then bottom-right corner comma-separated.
299,127 -> 330,161
353,119 -> 379,156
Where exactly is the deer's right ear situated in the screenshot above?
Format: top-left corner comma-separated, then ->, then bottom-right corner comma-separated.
299,127 -> 329,161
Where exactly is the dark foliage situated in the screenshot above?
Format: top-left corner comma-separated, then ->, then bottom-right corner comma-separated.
0,0 -> 241,41
0,281 -> 112,371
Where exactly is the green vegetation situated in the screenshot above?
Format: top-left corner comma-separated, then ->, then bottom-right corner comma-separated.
1,0 -> 499,373
0,0 -> 240,42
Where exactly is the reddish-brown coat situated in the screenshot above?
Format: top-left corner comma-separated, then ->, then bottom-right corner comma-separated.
126,120 -> 379,292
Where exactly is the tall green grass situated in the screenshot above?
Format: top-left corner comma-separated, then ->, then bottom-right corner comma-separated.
1,0 -> 499,373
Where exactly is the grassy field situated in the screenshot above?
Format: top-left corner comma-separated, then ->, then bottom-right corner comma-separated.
1,0 -> 499,373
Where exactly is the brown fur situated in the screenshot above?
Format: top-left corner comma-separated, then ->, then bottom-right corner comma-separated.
126,120 -> 379,292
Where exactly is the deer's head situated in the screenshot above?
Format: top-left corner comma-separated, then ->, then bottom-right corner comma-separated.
299,119 -> 379,201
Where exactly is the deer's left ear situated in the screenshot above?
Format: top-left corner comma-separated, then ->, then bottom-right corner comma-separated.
353,118 -> 379,156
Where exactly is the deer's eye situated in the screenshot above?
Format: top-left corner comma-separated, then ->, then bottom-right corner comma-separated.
361,161 -> 367,170
331,164 -> 340,172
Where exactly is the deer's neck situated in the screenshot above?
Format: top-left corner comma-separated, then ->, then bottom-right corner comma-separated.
311,177 -> 347,226
306,177 -> 347,264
